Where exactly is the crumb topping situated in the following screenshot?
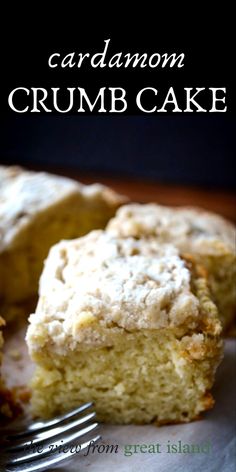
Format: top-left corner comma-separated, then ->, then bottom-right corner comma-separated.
107,203 -> 236,255
27,231 -> 215,352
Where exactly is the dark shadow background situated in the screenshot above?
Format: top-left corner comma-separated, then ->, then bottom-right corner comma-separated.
0,115 -> 235,189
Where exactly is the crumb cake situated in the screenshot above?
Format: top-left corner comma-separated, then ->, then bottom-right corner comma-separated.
0,166 -> 126,321
27,231 -> 223,424
107,204 -> 236,329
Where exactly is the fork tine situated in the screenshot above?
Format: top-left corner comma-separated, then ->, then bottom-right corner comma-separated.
6,402 -> 93,439
5,435 -> 101,472
6,412 -> 97,452
9,422 -> 100,465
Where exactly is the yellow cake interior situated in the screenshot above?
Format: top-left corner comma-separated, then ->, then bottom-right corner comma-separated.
30,329 -> 222,424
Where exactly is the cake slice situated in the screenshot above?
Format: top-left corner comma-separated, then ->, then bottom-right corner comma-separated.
107,204 -> 236,330
0,166 -> 126,321
27,231 -> 223,424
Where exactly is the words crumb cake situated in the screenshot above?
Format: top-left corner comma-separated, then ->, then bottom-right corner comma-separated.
0,166 -> 126,321
27,231 -> 223,425
107,204 -> 236,330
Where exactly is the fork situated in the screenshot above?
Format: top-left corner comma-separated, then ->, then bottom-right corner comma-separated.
1,402 -> 101,471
